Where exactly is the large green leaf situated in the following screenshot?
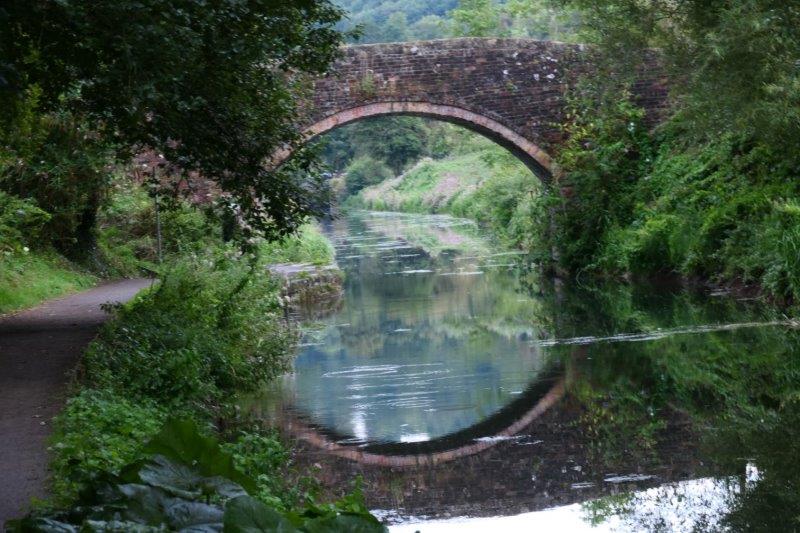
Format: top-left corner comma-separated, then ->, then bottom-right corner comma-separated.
137,456 -> 204,499
223,496 -> 297,533
141,419 -> 257,493
81,520 -> 166,532
162,500 -> 223,530
4,517 -> 78,532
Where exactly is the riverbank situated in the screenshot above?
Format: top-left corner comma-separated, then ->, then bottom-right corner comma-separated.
4,219 -> 386,530
0,252 -> 97,316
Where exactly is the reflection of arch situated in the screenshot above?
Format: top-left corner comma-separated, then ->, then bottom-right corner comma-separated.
277,102 -> 554,181
283,370 -> 565,467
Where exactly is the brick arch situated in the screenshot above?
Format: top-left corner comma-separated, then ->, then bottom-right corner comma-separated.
302,101 -> 554,180
283,374 -> 566,468
288,38 -> 669,183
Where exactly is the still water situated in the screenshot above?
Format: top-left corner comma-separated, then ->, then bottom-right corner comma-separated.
256,211 -> 800,532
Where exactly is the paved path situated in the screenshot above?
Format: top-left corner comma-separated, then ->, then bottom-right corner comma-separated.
0,279 -> 152,526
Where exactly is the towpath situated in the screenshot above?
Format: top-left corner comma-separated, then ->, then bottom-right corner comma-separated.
0,279 -> 151,526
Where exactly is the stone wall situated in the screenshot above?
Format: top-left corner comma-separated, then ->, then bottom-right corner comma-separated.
300,38 -> 669,179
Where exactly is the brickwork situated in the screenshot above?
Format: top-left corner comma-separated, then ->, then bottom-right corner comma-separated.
300,38 -> 669,180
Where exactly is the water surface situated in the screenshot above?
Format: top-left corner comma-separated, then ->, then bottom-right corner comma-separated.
255,210 -> 800,532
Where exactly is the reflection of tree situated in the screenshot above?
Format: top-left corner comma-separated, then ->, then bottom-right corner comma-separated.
289,212 -> 800,528
529,278 -> 800,529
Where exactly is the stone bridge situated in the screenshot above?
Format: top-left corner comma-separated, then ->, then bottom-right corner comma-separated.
295,38 -> 669,180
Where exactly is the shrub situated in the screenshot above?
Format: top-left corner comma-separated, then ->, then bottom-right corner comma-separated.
344,156 -> 393,196
83,251 -> 295,409
12,419 -> 385,532
49,389 -> 166,503
0,190 -> 50,252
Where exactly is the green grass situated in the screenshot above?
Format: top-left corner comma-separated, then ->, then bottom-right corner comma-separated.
350,151 -> 493,213
260,223 -> 335,265
347,145 -> 543,250
0,250 -> 96,315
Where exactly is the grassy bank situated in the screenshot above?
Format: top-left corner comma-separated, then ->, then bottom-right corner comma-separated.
349,141 -> 542,250
541,94 -> 800,304
0,251 -> 96,315
1,190 -> 97,314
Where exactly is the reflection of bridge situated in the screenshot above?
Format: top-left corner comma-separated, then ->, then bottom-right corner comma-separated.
264,339 -> 704,521
285,377 -> 702,522
281,38 -> 669,180
285,370 -> 565,467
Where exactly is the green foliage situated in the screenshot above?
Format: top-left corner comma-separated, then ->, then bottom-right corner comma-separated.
83,253 -> 294,409
344,157 -> 394,197
223,430 -> 304,511
97,179 -> 220,276
259,224 -> 336,266
0,96 -> 115,259
335,0 -> 578,43
335,0 -> 457,43
49,390 -> 166,504
557,0 -> 800,151
2,1 -> 348,240
547,88 -> 653,274
349,138 -> 545,251
0,250 -> 95,315
450,0 -> 503,37
12,419 -> 385,532
0,190 -> 49,252
449,0 -> 579,39
582,130 -> 800,301
449,149 -> 544,250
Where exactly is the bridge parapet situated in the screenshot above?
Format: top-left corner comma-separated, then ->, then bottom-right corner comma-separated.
300,38 -> 669,180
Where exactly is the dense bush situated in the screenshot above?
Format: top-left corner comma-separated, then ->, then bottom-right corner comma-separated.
0,103 -> 115,259
44,249 -> 315,507
83,253 -> 295,409
344,156 -> 394,197
554,108 -> 800,301
49,390 -> 166,503
0,190 -> 50,252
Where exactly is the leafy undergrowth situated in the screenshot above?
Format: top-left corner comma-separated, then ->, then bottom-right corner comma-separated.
46,251 -> 294,503
28,248 -> 382,531
348,143 -> 543,250
10,419 -> 384,532
98,179 -> 335,276
260,223 -> 335,266
593,134 -> 800,302
0,250 -> 96,314
0,190 -> 96,313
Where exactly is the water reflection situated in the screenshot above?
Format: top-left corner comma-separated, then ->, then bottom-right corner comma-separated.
277,212 -> 553,446
249,211 -> 800,531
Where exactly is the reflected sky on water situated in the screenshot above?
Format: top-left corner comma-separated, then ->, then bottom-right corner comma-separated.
255,210 -> 800,531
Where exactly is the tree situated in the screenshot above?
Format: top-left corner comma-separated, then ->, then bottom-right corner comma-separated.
554,0 -> 800,148
0,1 -> 348,242
410,15 -> 448,40
344,156 -> 393,196
449,0 -> 504,37
383,12 -> 410,42
348,117 -> 430,175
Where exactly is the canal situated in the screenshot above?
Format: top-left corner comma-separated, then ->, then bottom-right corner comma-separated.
249,210 -> 800,532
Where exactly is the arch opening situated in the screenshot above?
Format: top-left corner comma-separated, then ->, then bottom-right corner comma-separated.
291,102 -> 554,182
